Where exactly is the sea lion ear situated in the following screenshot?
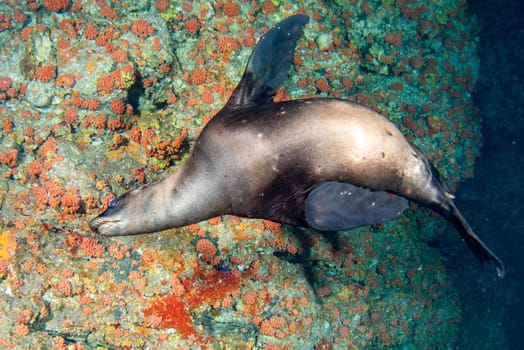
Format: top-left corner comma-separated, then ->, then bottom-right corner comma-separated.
305,182 -> 408,231
225,14 -> 309,109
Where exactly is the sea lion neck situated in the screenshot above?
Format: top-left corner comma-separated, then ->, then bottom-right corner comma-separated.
88,152 -> 236,236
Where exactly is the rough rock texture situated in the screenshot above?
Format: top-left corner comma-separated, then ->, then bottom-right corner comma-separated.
0,0 -> 481,348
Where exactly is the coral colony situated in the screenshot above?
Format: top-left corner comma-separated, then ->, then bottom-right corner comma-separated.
1,0 -> 481,348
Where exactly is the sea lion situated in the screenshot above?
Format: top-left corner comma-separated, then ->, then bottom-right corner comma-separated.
89,14 -> 505,277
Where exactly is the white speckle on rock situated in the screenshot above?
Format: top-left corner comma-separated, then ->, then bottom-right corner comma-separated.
25,81 -> 53,107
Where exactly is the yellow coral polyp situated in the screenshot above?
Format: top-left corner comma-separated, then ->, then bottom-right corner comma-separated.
0,231 -> 17,260
159,4 -> 178,23
119,71 -> 135,89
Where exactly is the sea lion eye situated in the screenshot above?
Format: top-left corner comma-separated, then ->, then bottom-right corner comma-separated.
108,198 -> 118,208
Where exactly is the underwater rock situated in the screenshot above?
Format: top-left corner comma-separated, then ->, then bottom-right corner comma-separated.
0,0 -> 483,348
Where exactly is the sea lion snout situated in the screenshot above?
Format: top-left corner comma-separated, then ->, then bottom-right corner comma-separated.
89,188 -> 149,236
88,216 -> 112,235
89,198 -> 120,234
89,207 -> 125,236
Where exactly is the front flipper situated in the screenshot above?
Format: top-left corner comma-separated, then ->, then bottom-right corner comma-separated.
225,14 -> 309,109
305,182 -> 408,231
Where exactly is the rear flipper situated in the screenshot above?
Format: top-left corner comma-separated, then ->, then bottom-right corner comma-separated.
442,201 -> 505,278
409,146 -> 504,277
305,182 -> 408,231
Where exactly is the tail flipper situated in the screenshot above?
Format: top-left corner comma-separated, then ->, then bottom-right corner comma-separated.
445,201 -> 505,278
225,14 -> 309,109
412,147 -> 505,277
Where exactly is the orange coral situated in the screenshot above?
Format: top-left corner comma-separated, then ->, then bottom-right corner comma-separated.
109,99 -> 126,114
72,96 -> 82,107
143,77 -> 158,87
15,324 -> 29,336
31,186 -> 48,211
201,90 -> 214,104
262,0 -> 277,14
20,25 -> 46,41
152,37 -> 161,51
2,119 -> 13,133
45,179 -> 64,197
410,57 -> 425,69
385,32 -> 403,46
264,220 -> 281,231
59,19 -> 77,39
143,294 -> 196,335
0,77 -> 12,90
96,74 -> 115,94
172,126 -> 188,149
297,78 -> 307,89
132,167 -> 146,183
217,35 -> 238,54
260,319 -> 276,336
316,78 -> 330,92
73,97 -> 100,110
260,315 -> 287,338
0,149 -> 18,167
80,237 -> 105,258
107,117 -> 124,130
42,0 -> 70,12
84,23 -> 98,39
108,242 -> 128,260
56,73 -> 75,88
196,239 -> 217,261
184,18 -> 200,34
27,160 -> 43,177
34,65 -> 56,82
23,260 -> 33,272
100,6 -> 117,20
61,268 -> 73,278
58,280 -> 72,296
341,77 -> 354,90
93,114 -> 106,129
389,82 -> 404,91
61,188 -> 80,214
112,49 -> 127,62
128,270 -> 143,282
14,9 -> 28,23
182,2 -> 193,12
97,65 -> 135,94
63,109 -> 78,124
156,0 -> 169,12
186,96 -> 198,106
0,14 -> 11,32
129,126 -> 141,142
189,67 -> 206,85
223,0 -> 239,17
38,138 -> 56,157
132,19 -> 154,39
85,99 -> 100,110
185,267 -> 240,307
144,314 -> 163,328
95,26 -> 117,47
0,258 -> 8,277
242,290 -> 257,305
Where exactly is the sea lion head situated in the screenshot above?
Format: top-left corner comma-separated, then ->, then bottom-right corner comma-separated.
89,184 -> 169,236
